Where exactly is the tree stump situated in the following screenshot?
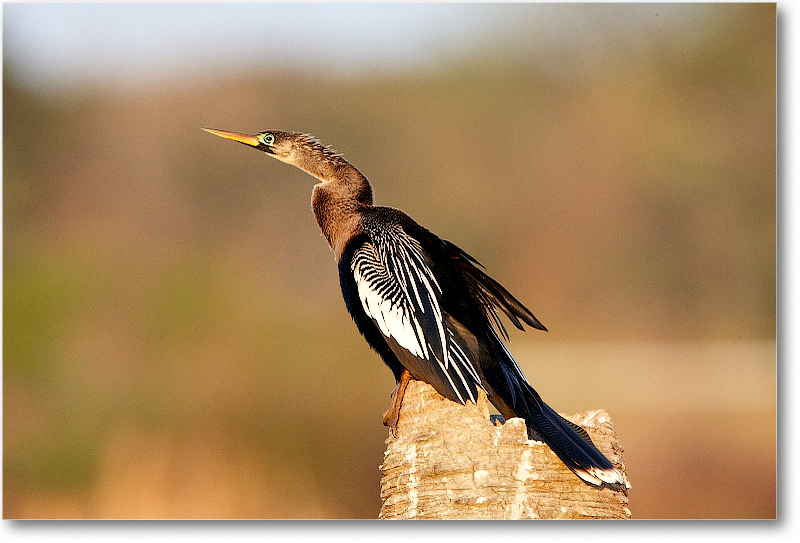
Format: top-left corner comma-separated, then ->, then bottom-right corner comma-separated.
379,380 -> 631,519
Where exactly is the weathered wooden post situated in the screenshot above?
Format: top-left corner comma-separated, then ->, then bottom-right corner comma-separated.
379,380 -> 630,519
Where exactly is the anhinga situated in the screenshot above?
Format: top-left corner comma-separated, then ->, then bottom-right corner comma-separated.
203,127 -> 624,490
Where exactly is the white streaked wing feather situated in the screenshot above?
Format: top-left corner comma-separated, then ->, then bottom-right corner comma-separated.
351,233 -> 481,404
353,244 -> 428,359
384,234 -> 447,366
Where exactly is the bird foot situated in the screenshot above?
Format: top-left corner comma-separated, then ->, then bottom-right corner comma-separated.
381,406 -> 400,438
382,369 -> 412,438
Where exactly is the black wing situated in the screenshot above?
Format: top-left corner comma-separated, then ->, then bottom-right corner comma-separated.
350,226 -> 482,405
445,240 -> 547,339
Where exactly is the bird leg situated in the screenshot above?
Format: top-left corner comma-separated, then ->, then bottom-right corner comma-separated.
382,369 -> 413,438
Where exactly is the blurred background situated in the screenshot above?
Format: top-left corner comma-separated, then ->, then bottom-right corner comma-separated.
3,3 -> 775,519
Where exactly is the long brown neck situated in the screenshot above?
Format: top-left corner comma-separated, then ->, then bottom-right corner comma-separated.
284,136 -> 373,258
311,167 -> 373,257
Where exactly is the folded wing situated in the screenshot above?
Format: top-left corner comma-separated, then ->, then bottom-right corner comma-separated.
351,228 -> 482,405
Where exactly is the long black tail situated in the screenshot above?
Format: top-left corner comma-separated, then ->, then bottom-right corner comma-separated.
519,381 -> 625,490
484,341 -> 626,490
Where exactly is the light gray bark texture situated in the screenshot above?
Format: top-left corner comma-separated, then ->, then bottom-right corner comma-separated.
379,380 -> 631,519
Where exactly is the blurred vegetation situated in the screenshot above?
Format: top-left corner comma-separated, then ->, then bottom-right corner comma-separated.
4,5 -> 774,518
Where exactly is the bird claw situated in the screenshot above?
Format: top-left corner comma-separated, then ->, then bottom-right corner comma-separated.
382,405 -> 400,438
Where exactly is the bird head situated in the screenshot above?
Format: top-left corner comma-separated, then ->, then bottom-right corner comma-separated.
202,128 -> 297,164
203,127 -> 356,188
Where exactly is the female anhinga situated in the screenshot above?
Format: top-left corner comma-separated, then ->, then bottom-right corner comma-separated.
203,127 -> 624,490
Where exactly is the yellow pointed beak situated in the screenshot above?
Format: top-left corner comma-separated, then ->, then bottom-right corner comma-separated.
202,127 -> 260,147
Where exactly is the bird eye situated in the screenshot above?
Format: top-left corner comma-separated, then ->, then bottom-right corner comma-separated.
261,133 -> 275,146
